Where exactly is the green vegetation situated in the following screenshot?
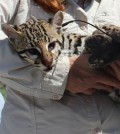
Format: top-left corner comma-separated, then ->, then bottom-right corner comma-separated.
0,82 -> 6,98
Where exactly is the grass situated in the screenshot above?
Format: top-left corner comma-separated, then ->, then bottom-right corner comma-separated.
0,82 -> 6,98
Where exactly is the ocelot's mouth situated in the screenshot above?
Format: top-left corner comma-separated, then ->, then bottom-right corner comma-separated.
40,56 -> 53,68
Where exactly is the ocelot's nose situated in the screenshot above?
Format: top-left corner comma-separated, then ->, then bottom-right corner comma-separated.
44,59 -> 53,67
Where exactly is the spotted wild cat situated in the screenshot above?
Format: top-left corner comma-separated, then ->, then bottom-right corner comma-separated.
2,11 -> 120,102
2,11 -> 84,71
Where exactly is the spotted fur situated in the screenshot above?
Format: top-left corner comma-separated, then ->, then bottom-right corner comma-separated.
85,24 -> 120,68
2,11 -> 84,71
2,11 -> 120,102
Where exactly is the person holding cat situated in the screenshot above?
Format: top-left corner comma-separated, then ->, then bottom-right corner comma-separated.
0,0 -> 120,134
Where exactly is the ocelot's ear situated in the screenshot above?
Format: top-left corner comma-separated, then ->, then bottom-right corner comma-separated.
52,11 -> 64,34
2,23 -> 25,43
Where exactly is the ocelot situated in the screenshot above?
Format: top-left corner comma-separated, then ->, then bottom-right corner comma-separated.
2,11 -> 84,71
2,11 -> 120,102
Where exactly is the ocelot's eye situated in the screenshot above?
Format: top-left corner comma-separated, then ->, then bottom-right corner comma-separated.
27,48 -> 41,56
48,41 -> 56,51
28,49 -> 37,55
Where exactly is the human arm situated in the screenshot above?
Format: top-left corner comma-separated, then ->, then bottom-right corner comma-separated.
66,54 -> 120,95
103,60 -> 120,81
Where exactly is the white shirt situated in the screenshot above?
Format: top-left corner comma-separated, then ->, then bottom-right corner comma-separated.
0,0 -> 120,100
0,0 -> 120,134
0,93 -> 4,123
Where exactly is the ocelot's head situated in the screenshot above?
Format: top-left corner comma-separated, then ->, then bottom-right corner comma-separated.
2,11 -> 65,71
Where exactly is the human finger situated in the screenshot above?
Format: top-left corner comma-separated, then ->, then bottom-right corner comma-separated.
103,60 -> 120,76
82,88 -> 96,95
93,83 -> 114,92
96,72 -> 120,89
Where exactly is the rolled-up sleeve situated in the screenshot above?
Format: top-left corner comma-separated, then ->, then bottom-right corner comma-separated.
41,55 -> 70,100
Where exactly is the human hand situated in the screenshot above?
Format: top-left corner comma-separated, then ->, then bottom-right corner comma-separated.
66,54 -> 120,95
103,60 -> 120,81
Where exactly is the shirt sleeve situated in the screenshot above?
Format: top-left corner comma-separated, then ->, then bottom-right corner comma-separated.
41,54 -> 70,100
0,0 -> 21,24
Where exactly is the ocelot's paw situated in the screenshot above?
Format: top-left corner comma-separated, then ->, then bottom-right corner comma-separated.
85,34 -> 111,50
88,52 -> 108,68
109,90 -> 120,103
84,34 -> 113,68
88,49 -> 120,68
84,27 -> 120,68
86,41 -> 120,68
